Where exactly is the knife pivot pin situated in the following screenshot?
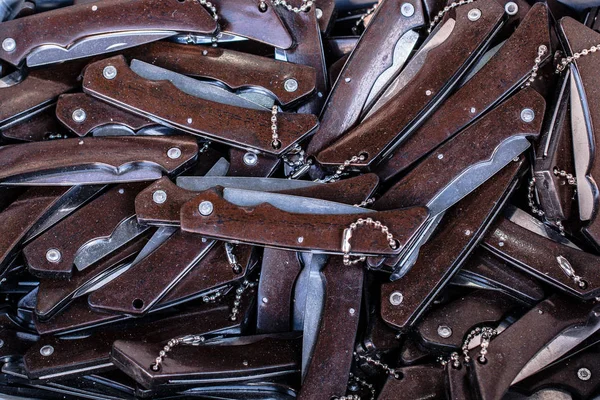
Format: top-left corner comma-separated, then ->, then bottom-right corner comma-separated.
520,108 -> 536,123
578,367 -> 592,381
45,249 -> 62,263
40,345 -> 54,357
198,201 -> 214,216
389,291 -> 404,306
467,8 -> 482,22
284,78 -> 298,92
167,147 -> 182,159
400,2 -> 415,17
152,190 -> 167,204
437,325 -> 453,338
72,108 -> 87,123
102,65 -> 118,80
243,152 -> 258,166
504,2 -> 518,15
1,38 -> 16,53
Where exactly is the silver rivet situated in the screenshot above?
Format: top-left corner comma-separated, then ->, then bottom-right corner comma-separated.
198,201 -> 214,216
437,153 -> 444,160
349,308 -> 356,315
538,309 -> 543,314
317,92 -> 323,98
504,2 -> 518,15
464,230 -> 471,236
389,291 -> 404,306
521,108 -> 535,123
437,325 -> 453,338
578,367 -> 592,381
243,152 -> 258,166
284,78 -> 298,92
167,147 -> 182,159
242,360 -> 249,366
498,241 -> 504,247
118,189 -> 124,194
262,297 -> 269,304
468,8 -> 481,21
78,140 -> 84,145
513,157 -> 519,162
187,118 -> 193,124
92,5 -> 98,11
153,190 -> 167,204
401,2 -> 415,17
46,249 -> 62,263
201,237 -> 207,243
0,339 -> 4,348
40,345 -> 54,357
202,50 -> 208,56
426,90 -> 433,96
316,7 -> 323,18
297,236 -> 304,243
72,108 -> 87,123
2,38 -> 16,52
470,107 -> 476,114
103,65 -> 117,80
345,77 -> 351,83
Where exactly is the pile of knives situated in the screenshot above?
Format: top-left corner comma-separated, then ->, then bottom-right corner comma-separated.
1,0 -> 600,398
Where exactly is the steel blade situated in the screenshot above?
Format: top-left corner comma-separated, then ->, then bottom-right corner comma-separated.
177,176 -> 321,192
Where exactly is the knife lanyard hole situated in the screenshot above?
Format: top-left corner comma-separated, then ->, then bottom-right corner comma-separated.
132,298 -> 145,310
556,43 -> 600,73
342,218 -> 398,266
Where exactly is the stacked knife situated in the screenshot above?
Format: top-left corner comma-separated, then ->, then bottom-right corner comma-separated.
0,0 -> 600,398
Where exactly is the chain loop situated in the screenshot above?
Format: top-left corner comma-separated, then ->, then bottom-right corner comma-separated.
271,106 -> 282,149
342,218 -> 398,266
352,4 -> 378,34
522,45 -> 548,88
556,255 -> 588,289
353,352 -> 401,379
316,154 -> 366,183
196,0 -> 219,21
438,326 -> 498,367
230,279 -> 257,321
556,43 -> 600,73
428,0 -> 474,33
265,0 -> 313,13
151,335 -> 206,371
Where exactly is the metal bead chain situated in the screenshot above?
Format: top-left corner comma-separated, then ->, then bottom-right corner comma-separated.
352,4 -> 377,34
463,327 -> 497,364
556,43 -> 600,73
225,243 -> 242,274
428,0 -> 474,33
333,373 -> 376,400
528,178 -> 545,217
151,335 -> 206,371
553,166 -> 577,185
230,279 -> 257,321
282,145 -> 307,168
268,0 -> 313,13
202,290 -> 223,303
196,0 -> 219,21
523,45 -> 548,87
342,218 -> 398,266
317,154 -> 367,183
353,352 -> 401,379
271,106 -> 282,150
354,198 -> 376,208
556,255 -> 588,289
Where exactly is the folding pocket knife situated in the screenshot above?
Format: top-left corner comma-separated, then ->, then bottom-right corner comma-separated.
380,158 -> 524,330
112,333 -> 302,389
127,41 -> 316,107
0,136 -> 198,186
306,0 -> 425,155
558,18 -> 600,251
0,0 -> 218,67
375,3 -> 552,182
23,183 -> 149,279
83,56 -> 318,155
482,207 -> 600,300
315,0 -> 506,169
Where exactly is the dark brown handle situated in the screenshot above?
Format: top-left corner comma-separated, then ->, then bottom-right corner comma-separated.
307,0 -> 425,154
0,0 -> 216,66
375,3 -> 551,182
127,42 -> 315,106
316,0 -> 505,167
83,56 -> 318,155
180,187 -> 428,255
374,87 -> 545,211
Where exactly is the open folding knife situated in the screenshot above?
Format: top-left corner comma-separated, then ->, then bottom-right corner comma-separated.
0,0 -> 218,67
558,18 -> 600,251
376,3 -> 552,182
0,136 -> 198,186
314,0 -> 506,170
82,56 -> 318,155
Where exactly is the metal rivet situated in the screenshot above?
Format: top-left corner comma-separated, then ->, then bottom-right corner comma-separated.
201,237 -> 207,243
498,241 -> 504,247
40,345 -> 54,357
243,152 -> 258,166
153,190 -> 167,204
187,118 -> 193,124
92,5 -> 98,11
578,368 -> 592,381
103,65 -> 117,80
2,38 -> 16,52
46,249 -> 62,263
349,308 -> 356,315
345,77 -> 351,83
72,108 -> 87,123
202,50 -> 208,56
118,189 -> 124,194
389,291 -> 404,306
0,339 -> 4,348
78,140 -> 84,145
401,2 -> 415,17
468,8 -> 481,21
437,153 -> 444,160
513,157 -> 520,162
426,90 -> 432,96
437,325 -> 453,338
297,236 -> 304,243
198,201 -> 214,216
504,2 -> 518,15
262,297 -> 269,304
317,92 -> 323,98
284,78 -> 298,92
521,108 -> 535,123
316,7 -> 323,18
538,309 -> 543,314
470,107 -> 476,114
464,230 -> 471,236
167,147 -> 182,159
242,360 -> 249,366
